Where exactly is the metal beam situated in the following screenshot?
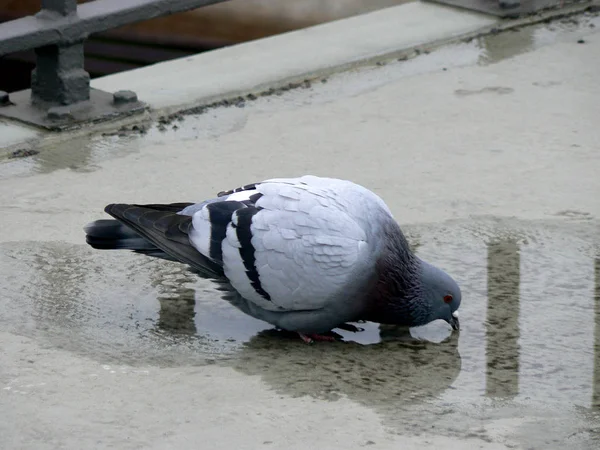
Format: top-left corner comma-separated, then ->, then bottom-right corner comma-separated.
0,0 -> 232,128
0,0 -> 230,56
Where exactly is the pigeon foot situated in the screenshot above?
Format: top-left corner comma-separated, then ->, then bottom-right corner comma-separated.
297,332 -> 339,344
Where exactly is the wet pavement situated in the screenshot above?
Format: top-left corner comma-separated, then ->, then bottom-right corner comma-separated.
1,15 -> 600,450
2,218 -> 599,448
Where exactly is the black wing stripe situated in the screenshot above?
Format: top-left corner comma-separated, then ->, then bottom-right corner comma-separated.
241,192 -> 263,207
233,207 -> 271,301
217,183 -> 260,197
132,202 -> 195,212
205,201 -> 247,263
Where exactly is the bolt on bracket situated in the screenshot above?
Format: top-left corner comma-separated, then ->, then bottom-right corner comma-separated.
0,88 -> 146,131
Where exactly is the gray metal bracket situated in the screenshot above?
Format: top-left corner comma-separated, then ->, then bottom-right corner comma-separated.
0,88 -> 146,131
0,0 -> 229,130
425,0 -> 588,18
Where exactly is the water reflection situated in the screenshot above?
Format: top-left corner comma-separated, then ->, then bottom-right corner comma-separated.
479,25 -> 535,64
477,14 -> 600,66
30,243 -> 89,330
231,327 -> 461,414
33,135 -> 95,174
0,131 -> 143,179
485,239 -> 521,399
593,257 -> 600,410
1,219 -> 599,420
149,263 -> 198,336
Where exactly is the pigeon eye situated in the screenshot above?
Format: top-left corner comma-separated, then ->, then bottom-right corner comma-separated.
443,295 -> 453,304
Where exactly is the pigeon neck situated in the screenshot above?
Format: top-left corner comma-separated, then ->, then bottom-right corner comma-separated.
363,228 -> 429,326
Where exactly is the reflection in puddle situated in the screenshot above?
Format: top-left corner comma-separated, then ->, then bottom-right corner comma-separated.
149,265 -> 198,336
232,328 -> 461,420
0,132 -> 142,179
594,257 -> 600,410
1,218 -> 599,440
486,239 -> 520,400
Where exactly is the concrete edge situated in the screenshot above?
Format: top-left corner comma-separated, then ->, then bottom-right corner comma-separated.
90,2 -> 498,115
1,0 -> 598,157
90,0 -> 598,118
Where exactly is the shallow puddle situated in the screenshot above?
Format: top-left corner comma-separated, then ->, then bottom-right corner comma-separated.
1,10 -> 599,448
1,218 -> 598,425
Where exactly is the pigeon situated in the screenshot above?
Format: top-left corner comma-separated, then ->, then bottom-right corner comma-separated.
84,175 -> 461,343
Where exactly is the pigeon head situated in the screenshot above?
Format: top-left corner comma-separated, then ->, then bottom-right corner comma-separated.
363,225 -> 461,331
418,260 -> 461,331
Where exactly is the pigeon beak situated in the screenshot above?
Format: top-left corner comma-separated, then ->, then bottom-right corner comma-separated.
449,311 -> 460,331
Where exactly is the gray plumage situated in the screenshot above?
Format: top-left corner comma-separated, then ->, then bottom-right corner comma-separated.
84,175 -> 461,334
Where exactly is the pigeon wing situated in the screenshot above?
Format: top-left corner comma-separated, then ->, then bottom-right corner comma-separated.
189,176 -> 389,312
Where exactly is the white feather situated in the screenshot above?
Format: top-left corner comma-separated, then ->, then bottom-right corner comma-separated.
226,190 -> 257,202
189,206 -> 213,259
219,176 -> 390,313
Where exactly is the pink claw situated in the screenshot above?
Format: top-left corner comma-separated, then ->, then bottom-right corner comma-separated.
297,332 -> 337,344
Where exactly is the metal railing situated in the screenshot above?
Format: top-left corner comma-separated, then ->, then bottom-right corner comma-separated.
0,0 -> 580,130
0,0 -> 230,129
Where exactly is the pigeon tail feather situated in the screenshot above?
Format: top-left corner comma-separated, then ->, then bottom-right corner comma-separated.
102,203 -> 224,279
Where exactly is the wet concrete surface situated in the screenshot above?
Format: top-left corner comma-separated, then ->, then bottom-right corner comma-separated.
1,218 -> 599,448
1,15 -> 600,450
2,12 -> 599,168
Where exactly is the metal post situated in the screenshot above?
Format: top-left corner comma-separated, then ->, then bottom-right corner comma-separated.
41,0 -> 77,16
486,239 -> 521,399
31,41 -> 90,106
0,0 -> 232,129
31,1 -> 90,107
